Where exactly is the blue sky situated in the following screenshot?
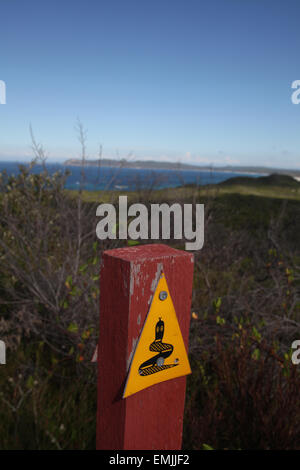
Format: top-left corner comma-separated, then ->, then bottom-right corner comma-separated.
0,0 -> 300,168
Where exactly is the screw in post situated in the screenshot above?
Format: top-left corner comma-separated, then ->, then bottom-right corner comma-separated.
159,291 -> 168,301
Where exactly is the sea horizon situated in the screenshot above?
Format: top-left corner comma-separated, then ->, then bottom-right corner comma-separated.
0,160 -> 269,192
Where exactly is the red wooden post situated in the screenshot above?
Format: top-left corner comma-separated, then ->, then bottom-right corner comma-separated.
96,244 -> 194,450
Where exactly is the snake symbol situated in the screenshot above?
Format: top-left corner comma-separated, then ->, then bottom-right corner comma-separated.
138,318 -> 179,376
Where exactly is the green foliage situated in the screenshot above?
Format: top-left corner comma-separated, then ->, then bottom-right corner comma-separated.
0,345 -> 96,450
202,443 -> 214,450
183,332 -> 300,450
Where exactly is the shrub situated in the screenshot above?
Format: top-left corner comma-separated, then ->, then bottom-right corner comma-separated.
184,330 -> 300,450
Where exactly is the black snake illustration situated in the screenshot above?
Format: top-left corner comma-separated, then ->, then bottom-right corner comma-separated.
138,318 -> 178,376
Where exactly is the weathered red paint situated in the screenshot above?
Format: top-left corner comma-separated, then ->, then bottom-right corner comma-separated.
96,244 -> 194,450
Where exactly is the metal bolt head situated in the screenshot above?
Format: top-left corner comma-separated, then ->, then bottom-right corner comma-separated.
159,291 -> 168,301
156,357 -> 164,367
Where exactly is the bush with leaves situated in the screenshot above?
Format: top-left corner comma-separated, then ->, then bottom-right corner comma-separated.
0,149 -> 124,371
184,327 -> 300,450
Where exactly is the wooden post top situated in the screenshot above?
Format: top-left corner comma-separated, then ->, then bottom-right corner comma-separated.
102,243 -> 194,262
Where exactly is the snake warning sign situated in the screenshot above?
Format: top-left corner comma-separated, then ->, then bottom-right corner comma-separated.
123,272 -> 191,398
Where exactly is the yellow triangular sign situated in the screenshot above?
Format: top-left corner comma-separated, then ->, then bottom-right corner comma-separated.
123,272 -> 191,398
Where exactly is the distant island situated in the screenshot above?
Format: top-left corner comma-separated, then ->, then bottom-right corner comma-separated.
64,158 -> 300,178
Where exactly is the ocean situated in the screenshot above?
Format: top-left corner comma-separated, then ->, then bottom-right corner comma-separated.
0,161 -> 263,191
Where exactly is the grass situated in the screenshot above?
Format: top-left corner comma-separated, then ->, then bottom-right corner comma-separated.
66,174 -> 300,204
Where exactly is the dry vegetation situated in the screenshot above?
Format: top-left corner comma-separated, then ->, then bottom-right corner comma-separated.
0,148 -> 300,449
